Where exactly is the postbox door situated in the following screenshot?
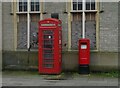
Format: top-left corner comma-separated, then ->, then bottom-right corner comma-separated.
80,43 -> 90,64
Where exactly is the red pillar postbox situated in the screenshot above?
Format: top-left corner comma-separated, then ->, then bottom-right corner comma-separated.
38,18 -> 62,74
79,38 -> 90,74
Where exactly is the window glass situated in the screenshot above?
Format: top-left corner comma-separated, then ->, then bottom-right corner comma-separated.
78,0 -> 82,10
73,0 -> 77,10
30,0 -> 40,11
35,2 -> 40,11
18,0 -> 40,12
72,0 -> 96,10
19,1 -> 22,12
19,3 -> 22,12
31,2 -> 34,11
18,0 -> 27,12
91,0 -> 95,10
24,1 -> 27,11
86,0 -> 90,10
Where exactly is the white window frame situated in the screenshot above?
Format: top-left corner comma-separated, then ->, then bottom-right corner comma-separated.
30,0 -> 40,12
17,0 -> 41,49
71,0 -> 97,12
86,0 -> 96,10
72,0 -> 82,11
17,0 -> 40,13
71,0 -> 98,49
17,0 -> 28,12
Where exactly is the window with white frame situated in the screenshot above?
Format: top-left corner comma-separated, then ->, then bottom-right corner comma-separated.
73,0 -> 82,10
86,0 -> 96,10
17,0 -> 40,49
71,0 -> 98,50
18,0 -> 40,12
30,0 -> 40,11
72,0 -> 96,11
18,0 -> 27,12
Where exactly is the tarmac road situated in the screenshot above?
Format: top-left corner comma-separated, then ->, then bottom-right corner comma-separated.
1,71 -> 119,86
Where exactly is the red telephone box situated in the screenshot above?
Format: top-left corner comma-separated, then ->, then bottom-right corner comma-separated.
79,38 -> 90,74
38,18 -> 62,74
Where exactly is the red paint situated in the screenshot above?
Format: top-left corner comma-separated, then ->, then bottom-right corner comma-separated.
79,38 -> 90,65
38,18 -> 62,74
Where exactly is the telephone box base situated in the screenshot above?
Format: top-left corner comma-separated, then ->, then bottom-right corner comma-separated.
39,72 -> 61,75
79,65 -> 90,74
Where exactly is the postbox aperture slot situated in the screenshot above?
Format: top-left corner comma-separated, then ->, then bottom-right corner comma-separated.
81,43 -> 87,49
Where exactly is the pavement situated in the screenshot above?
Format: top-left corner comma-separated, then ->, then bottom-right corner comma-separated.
1,71 -> 119,86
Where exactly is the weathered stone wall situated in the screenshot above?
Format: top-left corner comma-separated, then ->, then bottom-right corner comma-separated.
0,2 -> 2,51
2,51 -> 118,71
2,2 -> 14,51
99,2 -> 118,52
0,1 -> 2,71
